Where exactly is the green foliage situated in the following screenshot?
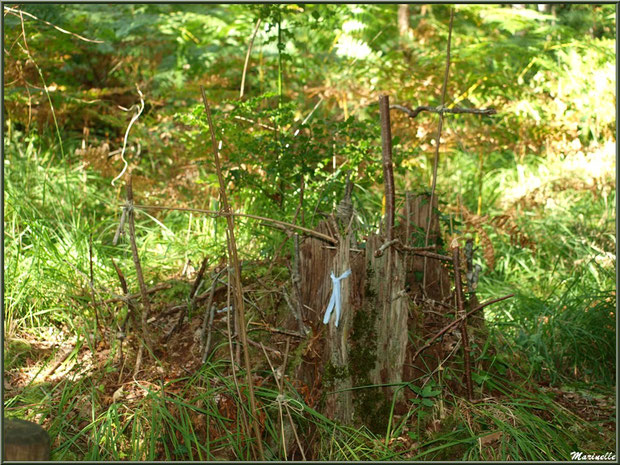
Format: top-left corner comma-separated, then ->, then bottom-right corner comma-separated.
4,129 -> 112,336
179,91 -> 381,230
408,382 -> 442,408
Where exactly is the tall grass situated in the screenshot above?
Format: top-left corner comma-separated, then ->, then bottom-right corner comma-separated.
5,130 -> 110,340
435,143 -> 616,387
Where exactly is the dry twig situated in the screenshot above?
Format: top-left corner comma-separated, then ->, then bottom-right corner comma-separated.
88,234 -> 100,340
130,203 -> 337,245
260,339 -> 306,460
201,267 -> 228,363
44,343 -> 77,380
103,282 -> 171,305
4,6 -> 104,43
110,258 -> 135,379
424,7 -> 454,288
164,256 -> 210,342
451,238 -> 473,400
249,321 -> 304,339
240,18 -> 262,98
391,104 -> 496,119
411,293 -> 514,364
201,87 -> 264,460
124,173 -> 152,377
111,86 -> 144,186
373,239 -> 448,261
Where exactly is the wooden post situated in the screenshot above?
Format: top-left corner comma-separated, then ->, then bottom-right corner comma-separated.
451,238 -> 473,400
379,95 -> 395,242
3,419 -> 50,461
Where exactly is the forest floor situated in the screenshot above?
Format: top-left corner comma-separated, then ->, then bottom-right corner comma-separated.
4,266 -> 616,460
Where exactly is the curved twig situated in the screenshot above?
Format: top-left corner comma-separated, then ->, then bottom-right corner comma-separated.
111,86 -> 144,186
4,6 -> 104,43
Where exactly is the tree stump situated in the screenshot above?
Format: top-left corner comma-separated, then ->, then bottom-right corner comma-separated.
323,228 -> 355,425
3,418 -> 51,461
295,221 -> 336,401
294,192 -> 490,427
396,192 -> 450,301
296,218 -> 365,425
365,235 -> 410,401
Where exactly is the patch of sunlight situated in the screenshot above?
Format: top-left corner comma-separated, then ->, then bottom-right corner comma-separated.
594,251 -> 616,269
553,97 -> 568,120
593,63 -> 614,90
555,48 -> 615,126
562,140 -> 615,186
342,19 -> 366,33
347,4 -> 365,14
513,99 -> 541,122
335,35 -> 372,60
505,164 -> 543,202
402,156 -> 425,171
500,139 -> 615,209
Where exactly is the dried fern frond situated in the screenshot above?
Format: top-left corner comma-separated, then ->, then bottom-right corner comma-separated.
453,204 -> 536,268
490,213 -> 537,253
457,205 -> 496,270
478,226 -> 496,270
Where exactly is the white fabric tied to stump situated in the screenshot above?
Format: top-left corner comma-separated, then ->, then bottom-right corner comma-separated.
322,269 -> 352,327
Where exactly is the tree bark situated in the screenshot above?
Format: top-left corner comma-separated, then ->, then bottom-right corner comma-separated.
367,235 -> 409,401
379,95 -> 395,242
324,230 -> 355,425
398,4 -> 409,37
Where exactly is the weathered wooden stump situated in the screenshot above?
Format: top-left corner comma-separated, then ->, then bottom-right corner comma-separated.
3,418 -> 51,461
323,228 -> 357,425
295,220 -> 335,400
396,192 -> 450,301
365,235 -> 410,400
294,191 -> 490,431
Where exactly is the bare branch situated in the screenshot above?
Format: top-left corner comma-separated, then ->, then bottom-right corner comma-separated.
240,18 -> 262,98
125,174 -> 152,377
390,104 -> 497,119
130,203 -> 338,245
424,7 -> 454,288
201,87 -> 265,460
412,293 -> 514,364
4,6 -> 105,43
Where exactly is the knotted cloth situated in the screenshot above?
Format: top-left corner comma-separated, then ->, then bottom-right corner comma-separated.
322,269 -> 352,327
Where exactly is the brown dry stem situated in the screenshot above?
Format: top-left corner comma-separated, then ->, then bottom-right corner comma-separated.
201,87 -> 265,460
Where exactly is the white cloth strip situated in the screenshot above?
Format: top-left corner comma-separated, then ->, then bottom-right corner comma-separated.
322,269 -> 352,327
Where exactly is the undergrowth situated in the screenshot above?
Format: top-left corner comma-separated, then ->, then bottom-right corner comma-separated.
4,127 -> 615,460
